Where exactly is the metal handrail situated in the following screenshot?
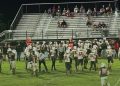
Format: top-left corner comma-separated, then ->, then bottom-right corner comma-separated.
22,1 -> 115,6
10,4 -> 23,30
0,30 -> 8,37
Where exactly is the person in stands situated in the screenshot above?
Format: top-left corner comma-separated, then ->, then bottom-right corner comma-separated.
79,5 -> 85,14
61,19 -> 67,28
66,8 -> 70,17
99,5 -> 105,15
48,8 -> 52,15
62,8 -> 66,16
57,21 -> 61,28
99,63 -> 110,86
105,4 -> 112,16
74,5 -> 79,15
86,8 -> 92,16
92,7 -> 97,16
52,5 -> 56,18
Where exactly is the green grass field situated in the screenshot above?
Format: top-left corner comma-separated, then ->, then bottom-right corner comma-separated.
0,59 -> 120,86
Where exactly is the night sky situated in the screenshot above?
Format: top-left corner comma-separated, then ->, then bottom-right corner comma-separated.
0,0 -> 119,16
0,0 -> 119,31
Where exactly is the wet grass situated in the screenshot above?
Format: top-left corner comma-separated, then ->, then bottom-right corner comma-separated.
0,59 -> 120,86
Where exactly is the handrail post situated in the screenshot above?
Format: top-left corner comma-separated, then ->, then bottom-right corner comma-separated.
26,30 -> 27,39
87,28 -> 88,38
38,5 -> 40,13
42,29 -> 43,40
25,5 -> 27,13
10,5 -> 23,30
72,29 -> 73,39
56,30 -> 58,40
114,0 -> 118,11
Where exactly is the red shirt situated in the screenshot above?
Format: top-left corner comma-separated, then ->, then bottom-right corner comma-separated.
114,42 -> 119,50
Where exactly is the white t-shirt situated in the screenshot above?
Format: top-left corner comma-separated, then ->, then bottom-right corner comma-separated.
106,48 -> 113,57
78,55 -> 83,59
89,53 -> 96,61
39,53 -> 45,60
64,53 -> 70,62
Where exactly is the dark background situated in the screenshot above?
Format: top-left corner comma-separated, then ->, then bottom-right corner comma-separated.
0,0 -> 119,32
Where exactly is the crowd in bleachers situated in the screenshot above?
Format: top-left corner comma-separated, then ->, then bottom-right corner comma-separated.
46,4 -> 113,30
57,19 -> 67,28
0,38 -> 120,76
47,4 -> 112,18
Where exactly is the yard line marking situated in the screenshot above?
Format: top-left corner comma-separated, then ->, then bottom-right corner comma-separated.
114,78 -> 120,86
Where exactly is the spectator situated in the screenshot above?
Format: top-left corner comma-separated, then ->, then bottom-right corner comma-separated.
106,4 -> 112,16
48,8 -> 52,15
57,21 -> 61,28
62,8 -> 66,16
86,19 -> 92,27
86,8 -> 92,16
92,8 -> 97,16
66,8 -> 70,17
74,5 -> 79,15
52,5 -> 56,18
56,5 -> 61,17
100,22 -> 108,28
92,21 -> 100,30
61,19 -> 67,28
79,5 -> 85,14
99,5 -> 105,15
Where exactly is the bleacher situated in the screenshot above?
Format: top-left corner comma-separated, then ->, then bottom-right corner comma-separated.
12,13 -> 39,40
11,12 -> 120,40
45,15 -> 91,39
1,2 -> 118,41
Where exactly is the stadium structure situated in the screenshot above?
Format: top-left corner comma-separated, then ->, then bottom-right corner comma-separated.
0,1 -> 120,42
